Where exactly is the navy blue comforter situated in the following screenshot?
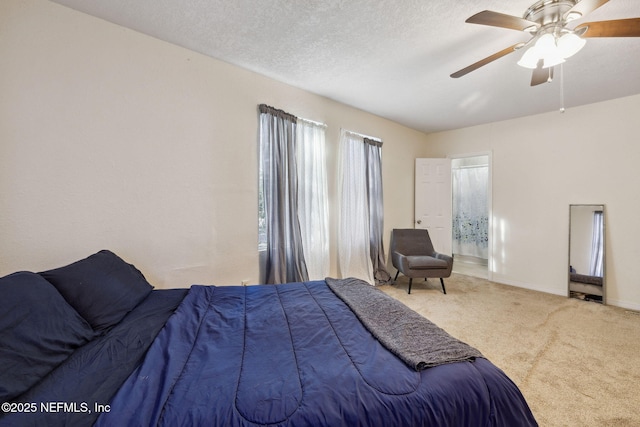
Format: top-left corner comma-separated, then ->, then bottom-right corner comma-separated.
96,281 -> 537,426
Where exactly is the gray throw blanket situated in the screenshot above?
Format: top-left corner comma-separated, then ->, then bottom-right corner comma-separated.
325,277 -> 483,371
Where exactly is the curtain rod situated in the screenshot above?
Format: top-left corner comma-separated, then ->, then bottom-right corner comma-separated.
258,104 -> 297,122
299,117 -> 327,128
341,129 -> 382,143
452,164 -> 488,170
259,104 -> 327,128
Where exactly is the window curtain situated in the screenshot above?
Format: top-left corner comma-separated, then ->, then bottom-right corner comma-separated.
259,104 -> 308,284
337,130 -> 390,285
589,210 -> 604,277
296,119 -> 329,280
364,138 -> 391,285
452,166 -> 489,259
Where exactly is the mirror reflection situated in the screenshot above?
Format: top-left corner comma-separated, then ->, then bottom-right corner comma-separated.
569,204 -> 605,304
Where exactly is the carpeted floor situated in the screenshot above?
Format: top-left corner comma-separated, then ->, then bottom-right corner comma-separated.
380,273 -> 640,427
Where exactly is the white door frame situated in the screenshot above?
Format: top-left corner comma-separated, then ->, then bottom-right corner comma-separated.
448,151 -> 493,281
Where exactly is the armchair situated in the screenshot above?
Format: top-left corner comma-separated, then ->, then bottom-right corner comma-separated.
390,229 -> 453,294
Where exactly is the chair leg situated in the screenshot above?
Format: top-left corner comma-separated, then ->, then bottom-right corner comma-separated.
394,270 -> 399,283
408,278 -> 413,294
440,278 -> 447,294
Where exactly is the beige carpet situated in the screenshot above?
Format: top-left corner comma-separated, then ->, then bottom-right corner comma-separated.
380,273 -> 640,427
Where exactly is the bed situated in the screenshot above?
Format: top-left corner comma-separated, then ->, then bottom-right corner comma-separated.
1,250 -> 537,426
569,272 -> 604,302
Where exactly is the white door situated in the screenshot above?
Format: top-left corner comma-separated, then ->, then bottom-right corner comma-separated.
415,158 -> 452,255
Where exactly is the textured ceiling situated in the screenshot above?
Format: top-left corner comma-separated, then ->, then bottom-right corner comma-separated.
50,0 -> 640,133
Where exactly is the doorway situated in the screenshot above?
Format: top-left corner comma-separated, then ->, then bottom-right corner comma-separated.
450,154 -> 491,280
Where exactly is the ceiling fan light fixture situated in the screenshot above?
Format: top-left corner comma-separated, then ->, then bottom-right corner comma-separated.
557,32 -> 587,58
517,34 -> 555,69
517,46 -> 542,69
517,31 -> 584,69
565,11 -> 582,22
535,33 -> 557,54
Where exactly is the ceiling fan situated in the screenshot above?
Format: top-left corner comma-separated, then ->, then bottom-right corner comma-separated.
450,0 -> 640,86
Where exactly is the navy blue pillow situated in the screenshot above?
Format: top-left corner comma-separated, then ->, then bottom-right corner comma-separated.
39,250 -> 153,332
0,271 -> 96,402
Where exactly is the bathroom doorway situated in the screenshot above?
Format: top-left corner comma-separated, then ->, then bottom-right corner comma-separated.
450,154 -> 491,279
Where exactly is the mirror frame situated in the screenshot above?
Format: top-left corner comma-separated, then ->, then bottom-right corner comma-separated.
568,204 -> 606,304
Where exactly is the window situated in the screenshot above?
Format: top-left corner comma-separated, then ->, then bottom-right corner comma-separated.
337,130 -> 390,285
258,105 -> 328,283
296,118 -> 329,280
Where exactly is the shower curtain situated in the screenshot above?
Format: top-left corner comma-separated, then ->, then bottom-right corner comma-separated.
452,166 -> 488,259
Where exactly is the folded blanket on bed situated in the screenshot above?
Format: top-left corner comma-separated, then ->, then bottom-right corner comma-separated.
570,272 -> 603,286
326,277 -> 483,370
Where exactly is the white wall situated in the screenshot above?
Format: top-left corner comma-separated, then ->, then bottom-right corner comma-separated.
0,0 -> 426,287
425,94 -> 640,310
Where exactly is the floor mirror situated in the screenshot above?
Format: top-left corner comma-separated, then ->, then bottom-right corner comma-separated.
568,204 -> 605,304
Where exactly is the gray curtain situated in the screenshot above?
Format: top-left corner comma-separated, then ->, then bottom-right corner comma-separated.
259,104 -> 308,284
364,138 -> 391,285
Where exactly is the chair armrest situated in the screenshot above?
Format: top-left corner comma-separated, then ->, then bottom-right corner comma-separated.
392,251 -> 410,271
434,253 -> 453,266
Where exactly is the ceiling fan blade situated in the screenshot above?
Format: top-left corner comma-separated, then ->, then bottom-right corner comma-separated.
564,0 -> 609,20
531,61 -> 554,86
575,18 -> 640,37
466,10 -> 539,32
450,43 -> 524,78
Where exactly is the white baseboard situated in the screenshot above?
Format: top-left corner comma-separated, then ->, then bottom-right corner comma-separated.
489,275 -> 640,311
488,276 -> 565,297
606,299 -> 640,312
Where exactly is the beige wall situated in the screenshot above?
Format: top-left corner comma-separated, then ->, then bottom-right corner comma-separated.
3,0 -> 639,310
0,0 -> 426,287
425,94 -> 640,310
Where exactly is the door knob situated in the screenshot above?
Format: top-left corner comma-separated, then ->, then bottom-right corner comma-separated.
417,220 -> 422,224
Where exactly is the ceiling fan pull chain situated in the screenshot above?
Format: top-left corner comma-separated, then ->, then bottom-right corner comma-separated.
559,63 -> 565,113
